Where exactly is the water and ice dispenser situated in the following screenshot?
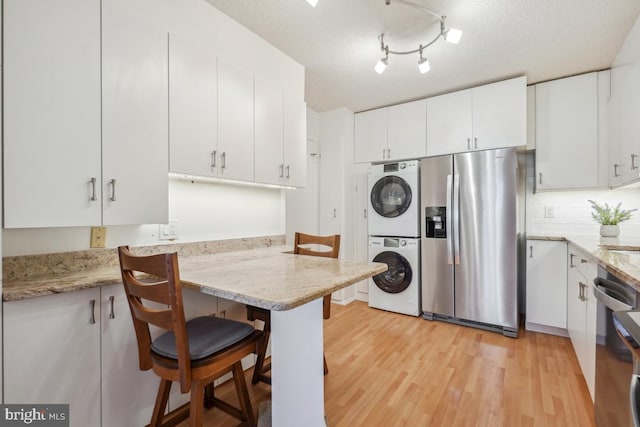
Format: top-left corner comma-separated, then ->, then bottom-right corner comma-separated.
425,207 -> 446,238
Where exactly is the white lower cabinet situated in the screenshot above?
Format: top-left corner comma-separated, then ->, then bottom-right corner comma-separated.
566,245 -> 598,401
525,240 -> 567,332
4,289 -> 102,427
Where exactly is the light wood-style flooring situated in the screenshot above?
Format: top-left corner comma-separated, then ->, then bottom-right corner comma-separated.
179,301 -> 595,426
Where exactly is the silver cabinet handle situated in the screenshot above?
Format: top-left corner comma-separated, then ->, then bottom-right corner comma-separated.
632,154 -> 638,170
539,173 -> 542,185
529,246 -> 533,258
382,148 -> 386,159
286,165 -> 290,179
387,148 -> 391,159
333,208 -> 337,218
614,164 -> 620,177
90,299 -> 96,324
211,150 -> 217,168
446,174 -> 453,265
90,177 -> 97,201
110,179 -> 117,201
221,152 -> 226,170
474,137 -> 478,149
569,253 -> 575,268
364,209 -> 367,218
467,138 -> 471,150
578,283 -> 584,301
582,283 -> 588,301
453,174 -> 461,265
108,295 -> 115,319
279,164 -> 284,178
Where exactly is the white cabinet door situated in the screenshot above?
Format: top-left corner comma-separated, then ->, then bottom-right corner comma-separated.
4,289 -> 102,427
3,0 -> 102,228
609,66 -> 625,187
526,85 -> 536,150
472,76 -> 526,150
426,89 -> 473,156
284,95 -> 307,188
102,4 -> 169,225
387,100 -> 427,160
354,108 -> 387,163
169,34 -> 218,178
255,77 -> 284,185
218,60 -> 255,182
525,240 -> 567,330
566,251 -> 586,371
535,72 -> 599,190
618,64 -> 640,184
101,284 -> 159,427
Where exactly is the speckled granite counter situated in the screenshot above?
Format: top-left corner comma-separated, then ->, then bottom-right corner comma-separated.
2,236 -> 388,310
3,235 -> 286,301
527,234 -> 640,290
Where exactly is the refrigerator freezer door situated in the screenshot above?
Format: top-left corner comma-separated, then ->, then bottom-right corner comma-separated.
453,148 -> 518,329
420,156 -> 454,317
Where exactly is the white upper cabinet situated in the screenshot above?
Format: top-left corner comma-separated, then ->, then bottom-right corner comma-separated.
283,95 -> 307,188
354,100 -> 426,163
101,3 -> 169,225
354,108 -> 388,163
255,77 -> 284,185
387,100 -> 427,160
169,34 -> 218,178
610,64 -> 640,186
535,72 -> 603,191
426,89 -> 473,156
218,60 -> 255,182
427,76 -> 526,156
4,0 -> 102,228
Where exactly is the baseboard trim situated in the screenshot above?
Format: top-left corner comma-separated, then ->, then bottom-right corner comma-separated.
525,322 -> 569,337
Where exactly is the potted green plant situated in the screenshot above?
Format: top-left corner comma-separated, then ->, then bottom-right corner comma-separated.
588,200 -> 637,237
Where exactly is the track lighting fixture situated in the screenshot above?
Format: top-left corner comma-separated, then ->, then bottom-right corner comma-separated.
375,0 -> 462,74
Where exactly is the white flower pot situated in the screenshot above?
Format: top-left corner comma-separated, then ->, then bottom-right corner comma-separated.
600,224 -> 620,237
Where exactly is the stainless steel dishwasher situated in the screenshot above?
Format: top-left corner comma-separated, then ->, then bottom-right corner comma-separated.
593,266 -> 638,426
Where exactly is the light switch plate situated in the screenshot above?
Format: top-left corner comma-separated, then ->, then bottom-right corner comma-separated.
544,205 -> 555,218
90,227 -> 107,248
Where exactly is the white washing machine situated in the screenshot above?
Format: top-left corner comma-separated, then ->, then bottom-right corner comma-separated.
368,160 -> 420,238
368,236 -> 420,316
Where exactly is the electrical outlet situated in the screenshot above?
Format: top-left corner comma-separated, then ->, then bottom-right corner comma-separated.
90,227 -> 107,248
544,205 -> 555,218
159,220 -> 179,240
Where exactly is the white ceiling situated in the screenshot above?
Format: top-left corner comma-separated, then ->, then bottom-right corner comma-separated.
204,0 -> 640,113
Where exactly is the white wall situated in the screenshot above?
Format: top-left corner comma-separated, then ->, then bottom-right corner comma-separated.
525,154 -> 640,236
3,180 -> 285,256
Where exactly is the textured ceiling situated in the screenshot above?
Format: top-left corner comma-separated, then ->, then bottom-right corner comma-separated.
204,0 -> 640,112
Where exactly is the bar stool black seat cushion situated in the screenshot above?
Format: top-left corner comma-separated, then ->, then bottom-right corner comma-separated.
151,316 -> 255,360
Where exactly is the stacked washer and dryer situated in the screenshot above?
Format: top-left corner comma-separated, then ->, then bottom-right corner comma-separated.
367,160 -> 421,316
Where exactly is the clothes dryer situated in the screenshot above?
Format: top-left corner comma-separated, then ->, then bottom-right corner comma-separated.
368,160 -> 420,237
368,236 -> 420,316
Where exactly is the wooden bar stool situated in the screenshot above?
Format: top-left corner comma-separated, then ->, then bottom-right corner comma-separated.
118,246 -> 262,427
247,232 -> 340,385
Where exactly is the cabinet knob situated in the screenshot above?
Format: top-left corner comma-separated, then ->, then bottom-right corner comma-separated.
286,165 -> 290,179
110,179 -> 117,202
467,138 -> 471,150
529,246 -> 533,258
614,164 -> 620,178
632,154 -> 638,170
211,150 -> 217,169
89,299 -> 96,324
90,177 -> 97,202
474,137 -> 478,149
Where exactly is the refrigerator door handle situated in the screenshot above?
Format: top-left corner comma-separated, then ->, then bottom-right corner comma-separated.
453,174 -> 460,265
446,174 -> 453,265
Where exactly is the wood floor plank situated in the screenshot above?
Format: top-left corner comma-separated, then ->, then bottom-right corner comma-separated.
176,301 -> 594,426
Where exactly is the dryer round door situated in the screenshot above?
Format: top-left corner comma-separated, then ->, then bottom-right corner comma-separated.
370,176 -> 413,218
372,251 -> 413,294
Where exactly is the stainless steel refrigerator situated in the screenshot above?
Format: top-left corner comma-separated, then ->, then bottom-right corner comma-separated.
421,147 -> 518,337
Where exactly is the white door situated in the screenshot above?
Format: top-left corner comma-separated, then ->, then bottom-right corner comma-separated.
102,4 -> 169,225
472,76 -> 526,151
101,285 -> 159,426
3,0 -> 101,228
426,89 -> 473,156
4,289 -> 102,427
169,34 -> 218,178
354,172 -> 369,301
387,100 -> 427,160
255,77 -> 284,185
218,60 -> 255,182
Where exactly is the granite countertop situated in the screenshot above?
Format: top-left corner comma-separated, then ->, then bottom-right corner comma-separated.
527,233 -> 640,290
2,237 -> 388,310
